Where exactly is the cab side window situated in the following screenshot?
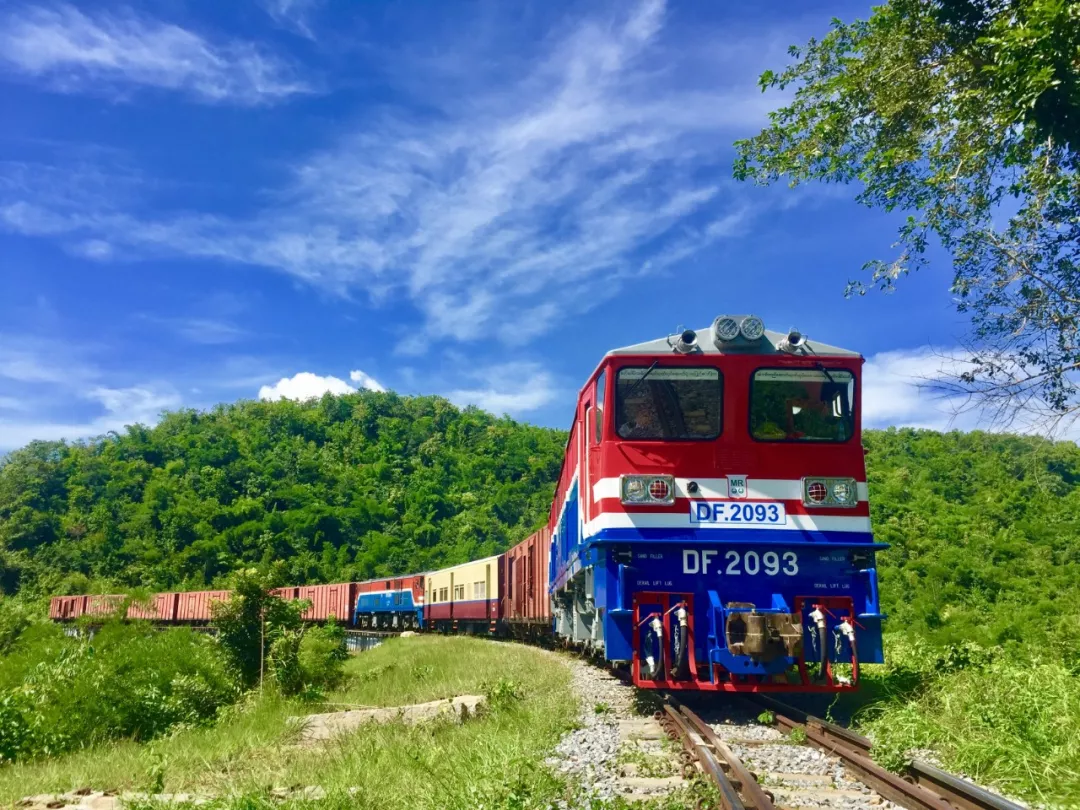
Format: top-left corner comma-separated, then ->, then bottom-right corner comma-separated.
594,371 -> 606,443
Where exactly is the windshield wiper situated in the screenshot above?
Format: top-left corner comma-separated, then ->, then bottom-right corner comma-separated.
816,363 -> 836,384
623,361 -> 660,401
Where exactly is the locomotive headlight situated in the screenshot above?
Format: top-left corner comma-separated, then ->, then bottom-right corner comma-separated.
621,475 -> 676,505
803,477 -> 858,507
712,316 -> 740,343
740,315 -> 766,341
831,480 -> 853,504
623,477 -> 647,503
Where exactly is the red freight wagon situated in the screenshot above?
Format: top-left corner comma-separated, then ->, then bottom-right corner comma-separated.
503,528 -> 551,635
293,582 -> 356,623
128,592 -> 179,621
84,595 -> 124,618
49,595 -> 86,620
175,590 -> 230,622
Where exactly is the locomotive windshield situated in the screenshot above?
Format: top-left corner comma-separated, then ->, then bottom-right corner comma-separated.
750,368 -> 854,442
615,366 -> 722,440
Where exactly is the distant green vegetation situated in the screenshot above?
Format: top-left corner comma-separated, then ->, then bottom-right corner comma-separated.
857,430 -> 1080,804
0,569 -> 347,766
0,391 -> 565,596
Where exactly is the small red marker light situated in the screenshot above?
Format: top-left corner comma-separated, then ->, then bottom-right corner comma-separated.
806,481 -> 828,503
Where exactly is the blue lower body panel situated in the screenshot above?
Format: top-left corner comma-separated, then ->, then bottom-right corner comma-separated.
554,530 -> 885,691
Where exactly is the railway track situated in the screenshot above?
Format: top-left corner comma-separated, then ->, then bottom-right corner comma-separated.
643,685 -> 1024,810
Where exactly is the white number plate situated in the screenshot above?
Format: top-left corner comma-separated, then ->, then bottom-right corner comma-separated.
690,501 -> 787,526
683,549 -> 799,576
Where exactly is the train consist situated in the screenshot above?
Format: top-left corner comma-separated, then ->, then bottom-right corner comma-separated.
51,317 -> 884,694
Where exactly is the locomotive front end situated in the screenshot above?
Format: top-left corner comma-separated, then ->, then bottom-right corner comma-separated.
549,316 -> 885,692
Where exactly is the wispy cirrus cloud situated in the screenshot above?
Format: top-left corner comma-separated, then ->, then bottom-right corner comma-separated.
260,0 -> 322,39
446,362 -> 561,416
0,334 -> 183,449
0,0 -> 778,345
0,4 -> 311,104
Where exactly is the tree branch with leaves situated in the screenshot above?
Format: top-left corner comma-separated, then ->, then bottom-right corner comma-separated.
735,0 -> 1080,428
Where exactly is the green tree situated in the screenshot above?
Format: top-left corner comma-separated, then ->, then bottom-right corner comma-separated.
210,567 -> 305,689
735,0 -> 1080,425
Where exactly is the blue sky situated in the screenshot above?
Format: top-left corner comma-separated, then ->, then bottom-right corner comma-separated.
0,0 -> 987,451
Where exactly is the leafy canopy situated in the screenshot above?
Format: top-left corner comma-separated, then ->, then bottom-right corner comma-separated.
0,390 -> 565,597
735,0 -> 1080,425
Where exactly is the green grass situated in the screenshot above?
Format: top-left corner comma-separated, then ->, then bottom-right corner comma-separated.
858,657 -> 1080,807
0,637 -> 582,809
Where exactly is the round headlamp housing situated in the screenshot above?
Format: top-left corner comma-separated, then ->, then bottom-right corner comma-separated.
831,480 -> 853,504
712,316 -> 741,343
623,477 -> 647,503
740,315 -> 766,341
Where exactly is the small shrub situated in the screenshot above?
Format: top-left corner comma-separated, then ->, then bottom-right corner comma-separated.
298,623 -> 347,691
486,678 -> 523,709
756,710 -> 775,725
594,702 -> 611,715
788,726 -> 807,744
268,629 -> 304,696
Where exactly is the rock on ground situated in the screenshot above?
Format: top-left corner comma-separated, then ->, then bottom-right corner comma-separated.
293,694 -> 486,741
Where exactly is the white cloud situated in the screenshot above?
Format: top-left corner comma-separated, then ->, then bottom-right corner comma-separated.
861,348 -> 971,431
86,385 -> 181,424
0,0 -> 775,345
0,4 -> 310,104
0,336 -> 97,384
69,238 -> 113,260
446,362 -> 559,416
144,316 -> 248,345
349,369 -> 386,392
258,371 -> 355,402
862,346 -> 1080,439
258,368 -> 386,400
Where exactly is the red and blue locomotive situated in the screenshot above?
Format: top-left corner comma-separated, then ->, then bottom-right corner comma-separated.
548,315 -> 884,692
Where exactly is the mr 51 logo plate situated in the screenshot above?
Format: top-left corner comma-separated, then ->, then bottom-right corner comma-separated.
728,475 -> 747,498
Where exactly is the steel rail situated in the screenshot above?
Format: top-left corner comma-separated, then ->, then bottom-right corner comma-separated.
748,696 -> 1026,810
670,701 -> 777,810
658,704 -> 747,810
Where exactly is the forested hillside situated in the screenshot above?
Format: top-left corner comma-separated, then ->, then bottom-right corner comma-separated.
865,429 -> 1080,666
1,393 -> 1079,668
0,392 -> 566,597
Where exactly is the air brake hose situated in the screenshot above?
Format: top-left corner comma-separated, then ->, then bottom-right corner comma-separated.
835,618 -> 858,686
809,606 -> 828,682
671,604 -> 689,679
642,614 -> 664,680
